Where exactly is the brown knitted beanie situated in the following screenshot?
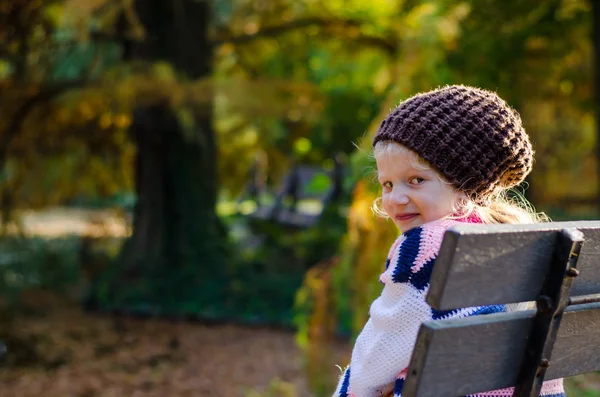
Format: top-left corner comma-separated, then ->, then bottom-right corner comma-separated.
373,85 -> 533,202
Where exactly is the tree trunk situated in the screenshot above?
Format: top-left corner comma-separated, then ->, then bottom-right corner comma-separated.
99,0 -> 229,311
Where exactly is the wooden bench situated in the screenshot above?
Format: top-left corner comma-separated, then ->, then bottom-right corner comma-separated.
240,156 -> 345,229
403,221 -> 600,397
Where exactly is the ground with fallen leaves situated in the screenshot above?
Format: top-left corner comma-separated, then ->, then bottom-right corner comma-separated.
0,292 -> 349,397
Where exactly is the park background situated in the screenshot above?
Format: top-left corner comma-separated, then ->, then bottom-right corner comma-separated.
1,0 -> 600,396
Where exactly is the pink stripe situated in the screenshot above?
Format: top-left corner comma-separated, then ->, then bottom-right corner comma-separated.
411,218 -> 482,274
469,379 -> 563,396
411,223 -> 444,273
540,378 -> 564,395
456,212 -> 483,224
396,368 -> 408,379
379,272 -> 389,284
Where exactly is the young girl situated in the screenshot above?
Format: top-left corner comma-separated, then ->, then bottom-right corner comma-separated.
332,85 -> 565,397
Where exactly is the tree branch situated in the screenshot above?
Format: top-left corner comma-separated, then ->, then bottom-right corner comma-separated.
0,80 -> 85,167
213,17 -> 398,55
38,17 -> 398,57
213,17 -> 358,44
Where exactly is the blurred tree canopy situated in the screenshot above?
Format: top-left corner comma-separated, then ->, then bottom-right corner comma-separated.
0,0 -> 405,312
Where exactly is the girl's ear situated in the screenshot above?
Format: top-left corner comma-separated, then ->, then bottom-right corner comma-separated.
452,188 -> 467,203
453,191 -> 471,214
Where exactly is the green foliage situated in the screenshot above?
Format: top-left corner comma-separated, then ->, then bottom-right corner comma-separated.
245,378 -> 299,397
223,204 -> 348,325
0,236 -> 81,305
565,374 -> 600,397
441,0 -> 593,207
294,259 -> 339,396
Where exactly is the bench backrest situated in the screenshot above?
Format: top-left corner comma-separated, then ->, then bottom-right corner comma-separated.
403,221 -> 600,397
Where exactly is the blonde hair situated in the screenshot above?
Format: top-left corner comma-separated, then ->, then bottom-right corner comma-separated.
372,141 -> 548,225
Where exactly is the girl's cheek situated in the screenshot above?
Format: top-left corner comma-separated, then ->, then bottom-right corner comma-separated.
380,195 -> 389,209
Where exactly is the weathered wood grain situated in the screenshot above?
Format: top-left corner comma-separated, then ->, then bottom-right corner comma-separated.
427,221 -> 600,310
403,303 -> 600,397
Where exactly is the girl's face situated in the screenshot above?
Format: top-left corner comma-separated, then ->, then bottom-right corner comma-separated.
375,143 -> 463,232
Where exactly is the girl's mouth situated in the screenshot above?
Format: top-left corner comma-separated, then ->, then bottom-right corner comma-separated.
396,213 -> 418,221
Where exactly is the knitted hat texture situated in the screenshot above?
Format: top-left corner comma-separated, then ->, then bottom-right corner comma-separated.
373,85 -> 533,201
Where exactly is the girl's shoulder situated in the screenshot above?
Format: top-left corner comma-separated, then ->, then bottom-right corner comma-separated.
383,219 -> 464,287
388,219 -> 467,260
420,218 -> 465,239
401,218 -> 465,242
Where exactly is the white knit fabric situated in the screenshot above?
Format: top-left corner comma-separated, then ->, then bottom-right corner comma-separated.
341,220 -> 457,396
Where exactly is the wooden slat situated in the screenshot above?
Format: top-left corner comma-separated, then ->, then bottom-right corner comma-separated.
427,221 -> 600,311
403,303 -> 600,397
566,223 -> 600,297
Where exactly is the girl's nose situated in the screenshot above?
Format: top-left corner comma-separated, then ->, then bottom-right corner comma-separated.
391,189 -> 410,205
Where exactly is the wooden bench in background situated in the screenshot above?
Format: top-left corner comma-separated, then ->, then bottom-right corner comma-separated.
403,221 -> 600,397
239,155 -> 346,229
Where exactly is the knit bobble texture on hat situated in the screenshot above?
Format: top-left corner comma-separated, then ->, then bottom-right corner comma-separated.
373,85 -> 533,202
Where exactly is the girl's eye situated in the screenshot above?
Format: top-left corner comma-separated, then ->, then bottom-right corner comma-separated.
409,177 -> 425,185
382,181 -> 393,189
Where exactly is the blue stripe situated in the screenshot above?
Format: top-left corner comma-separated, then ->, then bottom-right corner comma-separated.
432,305 -> 505,320
394,377 -> 405,396
431,307 -> 460,320
470,305 -> 505,315
392,227 -> 422,283
410,256 -> 435,291
339,367 -> 351,397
